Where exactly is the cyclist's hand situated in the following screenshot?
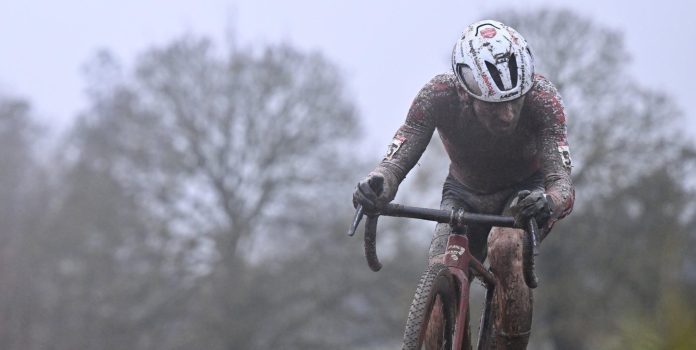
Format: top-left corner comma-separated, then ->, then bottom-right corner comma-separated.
510,190 -> 553,227
352,173 -> 392,213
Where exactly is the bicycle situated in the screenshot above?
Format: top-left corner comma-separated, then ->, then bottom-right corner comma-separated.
348,199 -> 540,349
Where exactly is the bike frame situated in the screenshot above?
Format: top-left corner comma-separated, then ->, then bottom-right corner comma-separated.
443,233 -> 497,349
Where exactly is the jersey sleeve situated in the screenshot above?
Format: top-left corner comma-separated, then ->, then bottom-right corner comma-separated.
529,76 -> 575,230
372,74 -> 453,194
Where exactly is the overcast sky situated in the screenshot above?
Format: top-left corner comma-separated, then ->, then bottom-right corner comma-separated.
1,0 -> 694,153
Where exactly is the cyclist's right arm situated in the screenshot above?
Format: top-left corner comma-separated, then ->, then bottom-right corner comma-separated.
355,74 -> 453,209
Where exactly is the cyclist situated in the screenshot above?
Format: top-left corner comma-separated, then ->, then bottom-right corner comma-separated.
353,20 -> 575,349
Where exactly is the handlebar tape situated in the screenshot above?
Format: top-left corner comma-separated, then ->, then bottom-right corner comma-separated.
522,218 -> 539,289
364,215 -> 382,272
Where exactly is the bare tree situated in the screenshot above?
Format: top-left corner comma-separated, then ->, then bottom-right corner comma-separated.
84,37 -> 358,263
77,35 -> 366,348
0,95 -> 52,350
40,114 -> 198,350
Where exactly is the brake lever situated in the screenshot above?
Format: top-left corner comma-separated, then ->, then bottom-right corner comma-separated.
347,205 -> 364,237
347,175 -> 385,271
347,175 -> 384,236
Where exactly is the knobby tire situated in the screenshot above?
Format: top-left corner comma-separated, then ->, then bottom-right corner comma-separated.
402,263 -> 461,350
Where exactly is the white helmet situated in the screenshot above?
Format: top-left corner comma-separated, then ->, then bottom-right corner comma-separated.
452,20 -> 534,102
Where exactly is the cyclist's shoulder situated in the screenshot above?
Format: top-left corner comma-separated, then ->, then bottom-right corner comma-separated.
529,74 -> 561,96
419,72 -> 459,97
525,74 -> 567,123
407,73 -> 461,124
429,72 -> 459,85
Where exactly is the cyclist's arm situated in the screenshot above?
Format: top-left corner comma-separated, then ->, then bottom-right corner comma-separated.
370,75 -> 450,196
532,76 -> 575,230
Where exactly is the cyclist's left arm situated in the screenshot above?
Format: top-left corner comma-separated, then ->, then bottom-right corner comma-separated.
532,76 -> 575,231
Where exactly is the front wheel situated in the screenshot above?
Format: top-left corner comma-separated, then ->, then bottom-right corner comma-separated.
402,263 -> 462,350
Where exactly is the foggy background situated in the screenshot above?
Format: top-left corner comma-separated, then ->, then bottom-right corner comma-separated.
1,1 -> 695,349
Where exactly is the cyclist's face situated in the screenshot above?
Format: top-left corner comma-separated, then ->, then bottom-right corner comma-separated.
472,96 -> 526,136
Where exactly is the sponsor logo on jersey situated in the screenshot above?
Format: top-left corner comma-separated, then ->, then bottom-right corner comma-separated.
385,135 -> 406,160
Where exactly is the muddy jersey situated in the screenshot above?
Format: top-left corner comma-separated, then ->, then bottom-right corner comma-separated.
374,73 -> 574,226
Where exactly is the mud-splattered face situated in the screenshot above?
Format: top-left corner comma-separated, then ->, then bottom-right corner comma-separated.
471,95 -> 526,136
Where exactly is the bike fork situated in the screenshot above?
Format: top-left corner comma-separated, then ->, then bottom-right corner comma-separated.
444,234 -> 472,350
476,284 -> 495,350
451,269 -> 470,350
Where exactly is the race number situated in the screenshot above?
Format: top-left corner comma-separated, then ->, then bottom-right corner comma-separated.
558,144 -> 572,169
385,135 -> 406,160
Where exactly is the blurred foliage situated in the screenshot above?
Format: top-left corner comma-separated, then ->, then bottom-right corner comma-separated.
605,290 -> 696,350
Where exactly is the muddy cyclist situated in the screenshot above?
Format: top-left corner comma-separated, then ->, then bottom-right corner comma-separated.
353,19 -> 575,349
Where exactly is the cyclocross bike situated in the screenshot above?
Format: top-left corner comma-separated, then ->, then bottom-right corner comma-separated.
348,197 -> 540,349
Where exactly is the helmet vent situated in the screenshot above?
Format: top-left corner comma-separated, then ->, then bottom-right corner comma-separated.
508,53 -> 518,88
485,61 -> 506,91
457,64 -> 482,96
